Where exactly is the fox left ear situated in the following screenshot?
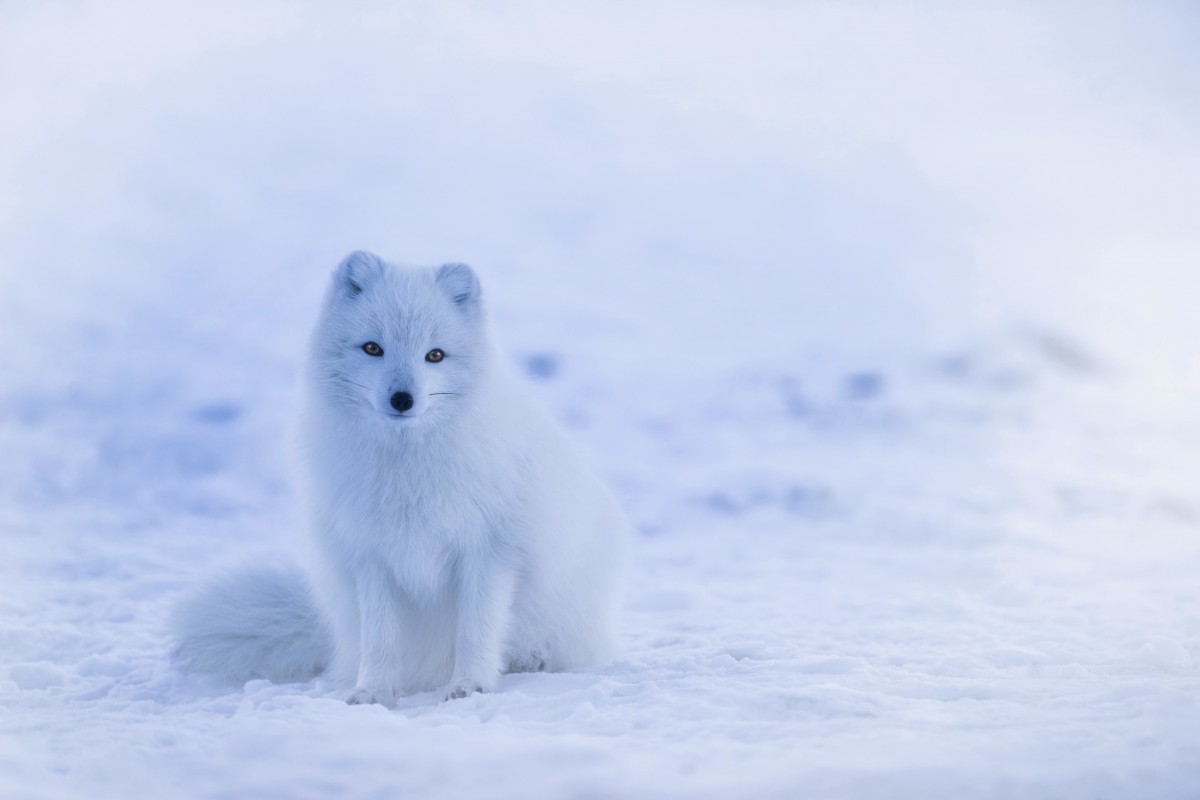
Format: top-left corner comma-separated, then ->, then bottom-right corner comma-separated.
435,263 -> 481,309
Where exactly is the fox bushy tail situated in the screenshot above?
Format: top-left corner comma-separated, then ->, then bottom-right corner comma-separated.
172,564 -> 333,685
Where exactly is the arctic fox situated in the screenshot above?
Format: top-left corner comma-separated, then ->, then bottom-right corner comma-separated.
173,252 -> 627,705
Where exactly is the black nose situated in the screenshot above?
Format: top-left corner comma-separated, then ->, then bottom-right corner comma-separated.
390,391 -> 414,412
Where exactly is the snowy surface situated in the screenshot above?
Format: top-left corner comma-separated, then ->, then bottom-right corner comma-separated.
3,2 -> 1200,798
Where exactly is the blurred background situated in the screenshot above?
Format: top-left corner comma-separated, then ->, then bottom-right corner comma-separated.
2,0 -> 1198,401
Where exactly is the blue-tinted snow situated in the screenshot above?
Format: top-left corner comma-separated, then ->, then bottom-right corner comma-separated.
2,2 -> 1199,798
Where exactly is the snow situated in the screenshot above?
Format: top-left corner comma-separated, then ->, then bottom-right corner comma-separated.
2,1 -> 1200,797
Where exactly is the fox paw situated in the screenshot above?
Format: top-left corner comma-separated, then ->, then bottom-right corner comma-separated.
443,681 -> 484,701
508,653 -> 546,673
346,687 -> 395,707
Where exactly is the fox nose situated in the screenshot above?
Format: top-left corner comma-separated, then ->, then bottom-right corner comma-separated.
390,391 -> 414,412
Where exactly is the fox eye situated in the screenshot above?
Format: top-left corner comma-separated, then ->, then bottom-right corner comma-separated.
362,342 -> 383,357
425,348 -> 445,363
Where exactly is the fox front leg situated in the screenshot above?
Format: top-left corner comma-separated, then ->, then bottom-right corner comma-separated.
444,559 -> 517,701
346,564 -> 406,708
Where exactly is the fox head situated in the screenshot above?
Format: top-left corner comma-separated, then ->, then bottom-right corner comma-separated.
310,251 -> 488,426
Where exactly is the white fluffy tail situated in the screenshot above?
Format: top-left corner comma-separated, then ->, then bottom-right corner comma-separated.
172,564 -> 332,685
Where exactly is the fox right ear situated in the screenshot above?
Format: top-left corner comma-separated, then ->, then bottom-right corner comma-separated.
334,251 -> 385,296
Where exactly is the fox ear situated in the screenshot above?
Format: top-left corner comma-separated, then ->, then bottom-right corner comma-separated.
334,251 -> 385,296
435,263 -> 481,309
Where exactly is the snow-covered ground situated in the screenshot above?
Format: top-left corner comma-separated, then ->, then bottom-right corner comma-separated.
2,2 -> 1199,797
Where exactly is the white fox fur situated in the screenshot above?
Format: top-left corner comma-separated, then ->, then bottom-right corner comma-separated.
173,252 -> 627,704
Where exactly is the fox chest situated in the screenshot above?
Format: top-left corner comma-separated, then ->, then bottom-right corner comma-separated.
327,478 -> 497,594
